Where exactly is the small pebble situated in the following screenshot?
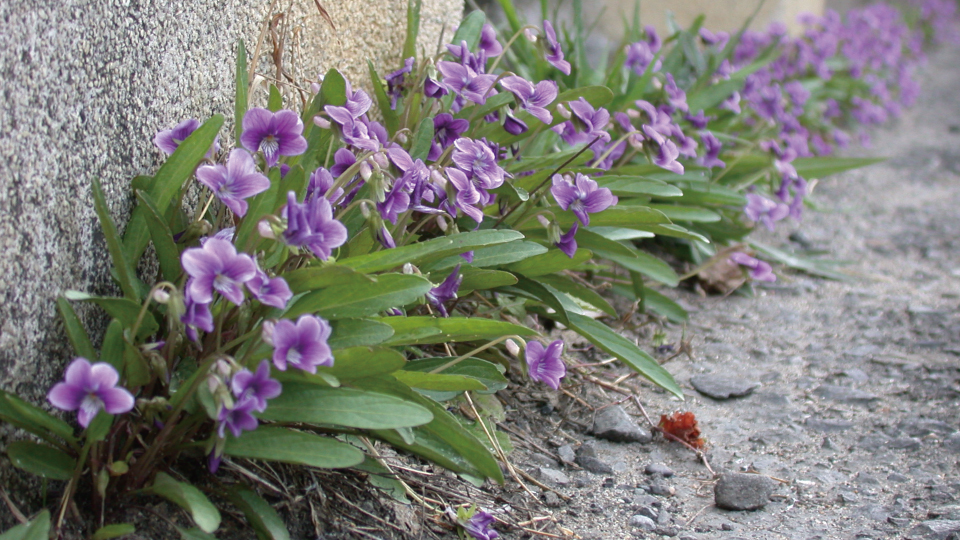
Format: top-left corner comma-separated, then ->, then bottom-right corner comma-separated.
538,467 -> 570,486
645,463 -> 675,477
543,491 -> 562,508
592,405 -> 652,443
689,374 -> 760,400
557,444 -> 576,465
628,515 -> 656,531
714,472 -> 774,511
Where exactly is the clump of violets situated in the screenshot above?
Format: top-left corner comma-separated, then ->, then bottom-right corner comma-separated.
268,315 -> 335,373
282,191 -> 349,260
48,358 -> 135,428
181,238 -> 257,306
730,252 -> 777,282
550,173 -> 618,226
526,340 -> 566,390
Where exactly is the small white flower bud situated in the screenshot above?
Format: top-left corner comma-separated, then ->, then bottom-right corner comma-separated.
505,339 -> 521,357
556,104 -> 571,120
536,215 -> 551,228
359,161 -> 373,181
524,28 -> 538,42
313,115 -> 331,129
360,201 -> 372,219
152,289 -> 170,304
431,169 -> 447,189
402,263 -> 415,275
436,214 -> 448,232
310,82 -> 321,94
626,108 -> 641,119
373,152 -> 389,169
261,320 -> 276,346
258,219 -> 277,239
396,132 -> 409,145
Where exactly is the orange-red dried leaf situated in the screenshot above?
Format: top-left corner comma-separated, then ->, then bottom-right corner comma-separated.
659,411 -> 706,449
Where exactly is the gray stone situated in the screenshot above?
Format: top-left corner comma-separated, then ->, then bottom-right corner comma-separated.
576,441 -> 599,459
557,444 -> 577,465
714,472 -> 775,511
543,492 -> 562,508
629,515 -> 657,531
538,467 -> 570,486
908,519 -> 960,540
657,508 -> 672,525
592,405 -> 652,443
805,417 -> 855,432
813,384 -> 879,403
689,374 -> 760,399
578,456 -> 615,475
645,463 -> 675,477
656,525 -> 680,537
888,437 -> 922,451
898,418 -> 956,437
636,506 -> 658,520
649,481 -> 676,497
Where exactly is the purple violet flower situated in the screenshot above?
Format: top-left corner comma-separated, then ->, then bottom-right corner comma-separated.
424,77 -> 448,99
686,110 -> 712,129
430,113 -> 469,160
330,148 -> 357,178
542,20 -> 571,75
271,315 -> 334,373
452,138 -> 506,189
48,358 -> 135,428
568,98 -> 612,143
526,340 -> 566,390
307,166 -> 344,202
217,397 -> 259,438
464,509 -> 499,540
231,360 -> 282,413
654,139 -> 684,175
282,191 -> 348,260
479,24 -> 504,57
154,118 -> 220,158
181,288 -> 214,343
556,222 -> 579,258
426,265 -> 463,317
240,108 -> 308,168
499,76 -> 558,125
744,193 -> 789,231
697,132 -> 725,169
195,149 -> 271,217
246,267 -> 292,309
663,74 -> 689,113
550,173 -> 618,226
503,113 -> 528,135
437,61 -> 497,105
386,57 -> 415,109
446,168 -> 484,223
730,252 -> 776,282
181,238 -> 258,305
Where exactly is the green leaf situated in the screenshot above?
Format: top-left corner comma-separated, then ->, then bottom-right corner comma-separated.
235,41 -> 249,142
6,441 -> 75,480
403,357 -> 507,393
341,230 -> 524,273
225,427 -> 363,470
318,346 -> 406,380
0,391 -> 77,445
392,370 -> 488,392
267,85 -> 283,111
409,116 -> 434,161
92,178 -> 138,299
63,291 -> 158,340
175,527 -> 217,540
352,455 -> 409,503
596,176 -> 683,198
368,61 -> 399,135
380,316 -> 538,346
284,273 -> 432,320
450,10 -> 485,50
503,248 -> 592,277
100,319 -> 125,371
134,190 -> 182,282
144,472 -> 221,533
631,223 -> 711,243
791,156 -> 885,179
588,226 -> 655,241
226,487 -> 290,540
421,241 -> 548,272
57,297 -> 97,361
328,318 -> 395,349
402,0 -> 422,60
361,376 -> 503,483
750,241 -> 852,281
283,265 -> 372,294
505,278 -> 579,324
536,274 -> 617,316
642,287 -> 688,323
92,524 -> 136,540
670,184 -> 745,206
580,234 -> 680,286
0,510 -> 50,540
321,69 -> 347,106
259,383 -> 434,429
458,268 -> 518,292
123,115 -> 224,265
647,204 -> 722,223
561,313 -> 682,397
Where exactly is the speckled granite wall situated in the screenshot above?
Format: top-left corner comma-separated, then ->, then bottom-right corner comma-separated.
0,0 -> 462,404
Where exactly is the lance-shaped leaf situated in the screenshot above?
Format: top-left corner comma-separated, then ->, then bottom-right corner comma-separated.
284,273 -> 433,320
328,319 -> 395,349
92,178 -> 139,300
0,510 -> 50,540
224,427 -> 364,469
380,316 -> 538,346
421,241 -> 547,272
340,230 -> 524,273
57,298 -> 97,361
225,487 -> 291,540
143,472 -> 221,533
135,190 -> 182,282
6,441 -> 76,480
258,383 -> 433,429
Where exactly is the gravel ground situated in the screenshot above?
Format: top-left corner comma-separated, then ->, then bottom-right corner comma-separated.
486,39 -> 960,540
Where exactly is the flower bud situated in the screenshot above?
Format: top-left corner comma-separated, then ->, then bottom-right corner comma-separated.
372,151 -> 389,170
402,263 -> 416,275
436,214 -> 448,232
626,108 -> 641,119
556,104 -> 571,120
524,27 -> 538,42
310,82 -> 321,94
258,219 -> 277,239
395,132 -> 409,145
152,289 -> 170,304
359,161 -> 373,181
537,215 -> 551,228
313,115 -> 331,129
505,339 -> 521,357
359,201 -> 372,219
261,320 -> 276,346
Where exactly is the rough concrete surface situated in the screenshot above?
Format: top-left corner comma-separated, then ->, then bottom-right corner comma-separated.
0,0 -> 462,405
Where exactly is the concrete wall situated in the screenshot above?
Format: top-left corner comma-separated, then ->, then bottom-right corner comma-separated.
0,0 -> 461,402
